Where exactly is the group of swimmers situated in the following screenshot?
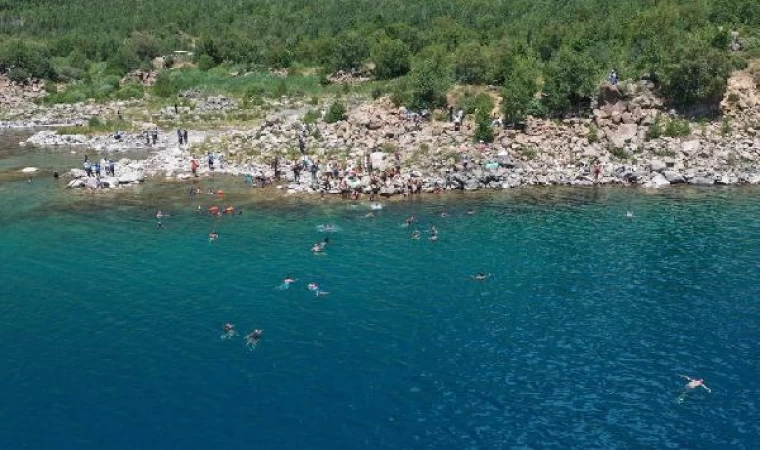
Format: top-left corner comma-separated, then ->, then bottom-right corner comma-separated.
221,323 -> 263,350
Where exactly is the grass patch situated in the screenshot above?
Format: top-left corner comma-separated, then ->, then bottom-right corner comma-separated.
518,145 -> 537,160
57,117 -> 133,135
609,146 -> 628,160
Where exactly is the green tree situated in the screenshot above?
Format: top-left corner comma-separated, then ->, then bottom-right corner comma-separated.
474,108 -> 494,143
502,58 -> 538,125
452,41 -> 489,85
324,101 -> 347,123
331,32 -> 368,72
372,39 -> 411,79
542,47 -> 599,115
659,44 -> 734,108
403,58 -> 452,110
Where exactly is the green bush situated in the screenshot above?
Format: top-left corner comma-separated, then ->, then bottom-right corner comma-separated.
152,72 -> 179,98
647,114 -> 663,140
372,39 -> 411,79
502,57 -> 539,125
664,117 -> 691,137
457,90 -> 493,114
303,109 -> 321,124
115,84 -> 144,100
588,125 -> 599,143
8,68 -> 31,83
473,108 -> 494,143
324,101 -> 347,123
721,117 -> 732,136
198,54 -> 216,71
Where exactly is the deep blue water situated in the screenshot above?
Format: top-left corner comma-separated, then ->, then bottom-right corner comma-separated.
1,137 -> 759,449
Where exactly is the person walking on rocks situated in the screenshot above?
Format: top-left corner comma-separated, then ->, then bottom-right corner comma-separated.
293,162 -> 302,183
207,152 -> 215,171
593,159 -> 602,183
177,129 -> 184,145
108,159 -> 115,177
298,135 -> 306,155
183,130 -> 188,145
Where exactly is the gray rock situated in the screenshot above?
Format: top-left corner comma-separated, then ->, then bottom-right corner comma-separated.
650,159 -> 667,172
688,176 -> 714,185
642,172 -> 670,189
662,170 -> 685,184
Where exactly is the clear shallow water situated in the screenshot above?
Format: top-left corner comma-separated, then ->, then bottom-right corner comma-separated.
1,140 -> 759,449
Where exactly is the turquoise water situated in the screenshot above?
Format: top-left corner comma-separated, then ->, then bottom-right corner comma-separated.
1,136 -> 759,449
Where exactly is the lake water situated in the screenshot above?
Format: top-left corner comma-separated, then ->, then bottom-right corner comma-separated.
1,132 -> 759,449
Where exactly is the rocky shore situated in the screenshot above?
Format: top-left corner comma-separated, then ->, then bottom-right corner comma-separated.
7,66 -> 760,194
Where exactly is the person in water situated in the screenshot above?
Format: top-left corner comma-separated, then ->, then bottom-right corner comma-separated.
472,272 -> 490,281
209,231 -> 219,242
156,221 -> 164,229
245,330 -> 263,349
222,323 -> 237,339
678,375 -> 711,402
278,276 -> 297,290
404,215 -> 417,227
312,242 -> 326,253
412,230 -> 421,239
156,210 -> 164,219
308,283 -> 329,297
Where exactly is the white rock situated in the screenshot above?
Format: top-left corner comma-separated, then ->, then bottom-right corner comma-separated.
643,172 -> 670,189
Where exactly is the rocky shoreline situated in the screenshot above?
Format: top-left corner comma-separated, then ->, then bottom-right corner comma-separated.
6,67 -> 760,194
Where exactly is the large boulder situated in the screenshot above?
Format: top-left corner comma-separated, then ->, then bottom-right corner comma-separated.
607,124 -> 638,148
118,171 -> 146,184
688,176 -> 714,185
662,170 -> 685,184
642,172 -> 670,189
650,159 -> 667,172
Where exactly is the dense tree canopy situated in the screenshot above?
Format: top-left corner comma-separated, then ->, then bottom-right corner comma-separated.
1,0 -> 757,114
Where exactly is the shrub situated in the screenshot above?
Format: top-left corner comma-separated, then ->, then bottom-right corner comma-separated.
721,117 -> 732,136
371,87 -> 383,100
588,125 -> 599,143
324,101 -> 346,123
473,108 -> 494,143
372,39 -> 411,79
303,109 -> 321,124
115,84 -> 144,100
8,68 -> 31,83
664,117 -> 691,137
457,90 -> 493,115
198,54 -> 216,71
647,114 -> 663,140
609,146 -> 628,159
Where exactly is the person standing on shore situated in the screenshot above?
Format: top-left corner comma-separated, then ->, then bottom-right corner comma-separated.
207,152 -> 215,171
593,159 -> 602,182
177,129 -> 183,146
83,156 -> 92,177
183,130 -> 188,145
191,158 -> 199,177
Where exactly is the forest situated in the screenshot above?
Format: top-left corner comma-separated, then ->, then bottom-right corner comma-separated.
1,0 -> 759,118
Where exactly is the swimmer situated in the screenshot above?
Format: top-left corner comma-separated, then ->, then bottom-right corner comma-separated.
440,212 -> 449,218
678,375 -> 711,402
312,242 -> 325,253
278,276 -> 297,290
221,323 -> 237,339
156,221 -> 164,229
626,211 -> 634,218
156,210 -> 164,219
308,283 -> 329,297
466,210 -> 476,216
472,272 -> 490,281
237,210 -> 243,215
363,212 -> 375,218
412,230 -> 421,239
209,231 -> 219,242
681,375 -> 711,392
404,215 -> 417,226
245,329 -> 263,349
429,225 -> 439,241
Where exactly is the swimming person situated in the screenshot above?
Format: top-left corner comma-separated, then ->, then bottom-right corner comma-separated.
209,231 -> 219,242
156,210 -> 164,219
412,230 -> 421,239
277,276 -> 297,290
221,323 -> 237,340
312,242 -> 325,253
472,272 -> 490,281
678,375 -> 711,402
429,225 -> 439,241
308,283 -> 329,297
245,330 -> 263,349
403,215 -> 417,227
